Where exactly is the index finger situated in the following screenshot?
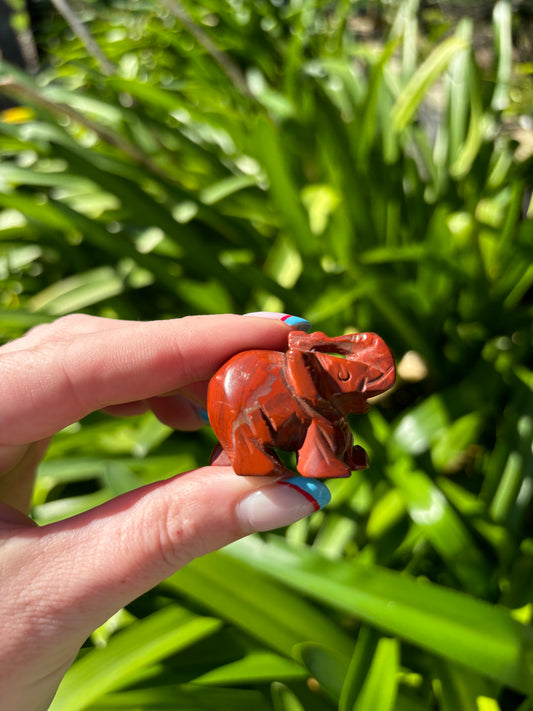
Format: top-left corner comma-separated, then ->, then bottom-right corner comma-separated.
0,314 -> 291,445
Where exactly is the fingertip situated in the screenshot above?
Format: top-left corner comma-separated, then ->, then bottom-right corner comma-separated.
236,476 -> 330,532
278,476 -> 331,509
193,405 -> 210,425
244,312 -> 311,332
147,394 -> 207,431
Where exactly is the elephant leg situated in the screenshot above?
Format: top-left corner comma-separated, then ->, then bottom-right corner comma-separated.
209,443 -> 231,466
348,444 -> 369,471
231,422 -> 287,477
297,420 -> 351,479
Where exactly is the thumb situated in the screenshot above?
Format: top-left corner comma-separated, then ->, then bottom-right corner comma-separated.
11,468 -> 330,639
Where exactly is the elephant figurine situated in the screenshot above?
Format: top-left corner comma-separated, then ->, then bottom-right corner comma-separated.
207,330 -> 395,479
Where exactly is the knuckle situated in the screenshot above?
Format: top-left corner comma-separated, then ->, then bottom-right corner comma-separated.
17,314 -> 92,347
152,506 -> 208,574
48,313 -> 94,334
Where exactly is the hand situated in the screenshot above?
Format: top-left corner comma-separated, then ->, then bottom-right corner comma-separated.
0,313 -> 330,711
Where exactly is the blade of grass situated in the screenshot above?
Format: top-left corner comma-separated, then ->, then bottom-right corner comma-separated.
432,659 -> 494,711
356,39 -> 400,167
48,0 -> 115,74
165,549 -> 353,658
27,266 -> 124,315
387,457 -> 493,597
339,626 -> 379,711
450,60 -> 485,179
88,684 -> 271,710
251,117 -> 316,257
491,0 -> 512,110
193,651 -> 307,685
351,637 -> 399,711
49,606 -> 223,711
227,537 -> 533,694
392,37 -> 469,132
294,642 -> 351,701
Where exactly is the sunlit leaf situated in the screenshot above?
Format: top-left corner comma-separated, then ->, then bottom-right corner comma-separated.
392,37 -> 469,132
50,606 -> 223,711
228,538 -> 533,694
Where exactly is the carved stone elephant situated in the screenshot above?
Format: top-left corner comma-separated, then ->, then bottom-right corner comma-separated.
207,331 -> 395,479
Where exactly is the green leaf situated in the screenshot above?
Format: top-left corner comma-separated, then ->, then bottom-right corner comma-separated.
200,174 -> 259,205
227,537 -> 533,694
294,642 -> 350,701
366,489 -> 406,540
430,412 -> 483,472
450,67 -> 485,179
432,659 -> 494,711
271,682 -> 305,711
392,395 -> 449,456
49,606 -> 223,711
339,626 -> 380,711
252,117 -> 316,257
27,266 -> 124,314
33,490 -> 112,524
165,549 -> 353,658
392,37 -> 469,132
194,651 -> 307,685
356,39 -> 400,167
386,458 -> 492,596
351,637 -> 399,711
87,684 -> 271,710
446,19 -> 474,166
491,0 -> 513,111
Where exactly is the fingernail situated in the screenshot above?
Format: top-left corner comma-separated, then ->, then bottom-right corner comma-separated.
194,405 -> 210,424
245,312 -> 311,332
236,476 -> 330,532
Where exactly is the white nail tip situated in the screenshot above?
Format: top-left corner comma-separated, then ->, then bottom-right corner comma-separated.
237,486 -> 317,532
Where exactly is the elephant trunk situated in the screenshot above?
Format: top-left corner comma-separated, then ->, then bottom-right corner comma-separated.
345,333 -> 396,396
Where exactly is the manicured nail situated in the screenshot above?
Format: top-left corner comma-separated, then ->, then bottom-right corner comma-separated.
245,312 -> 311,332
236,476 -> 330,532
194,405 -> 210,424
278,476 -> 332,508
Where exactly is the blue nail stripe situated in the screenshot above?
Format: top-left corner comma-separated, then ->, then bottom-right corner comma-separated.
281,315 -> 312,332
279,476 -> 331,510
195,406 -> 210,424
245,312 -> 312,332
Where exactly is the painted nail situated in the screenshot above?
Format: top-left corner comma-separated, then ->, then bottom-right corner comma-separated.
236,476 -> 330,532
194,405 -> 210,424
245,312 -> 311,332
278,476 -> 332,509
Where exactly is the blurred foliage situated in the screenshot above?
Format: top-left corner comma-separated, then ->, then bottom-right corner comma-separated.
0,0 -> 532,709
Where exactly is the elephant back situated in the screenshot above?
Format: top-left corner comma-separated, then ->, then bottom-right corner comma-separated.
207,349 -> 286,432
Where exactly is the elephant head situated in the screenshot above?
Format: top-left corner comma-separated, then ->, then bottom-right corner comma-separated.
288,331 -> 396,414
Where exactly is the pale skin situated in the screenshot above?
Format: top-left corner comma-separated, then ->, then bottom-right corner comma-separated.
0,314 -> 295,711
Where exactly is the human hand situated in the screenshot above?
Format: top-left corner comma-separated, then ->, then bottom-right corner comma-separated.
0,313 -> 330,711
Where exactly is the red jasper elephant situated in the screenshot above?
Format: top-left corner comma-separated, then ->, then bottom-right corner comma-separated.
207,331 -> 395,479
